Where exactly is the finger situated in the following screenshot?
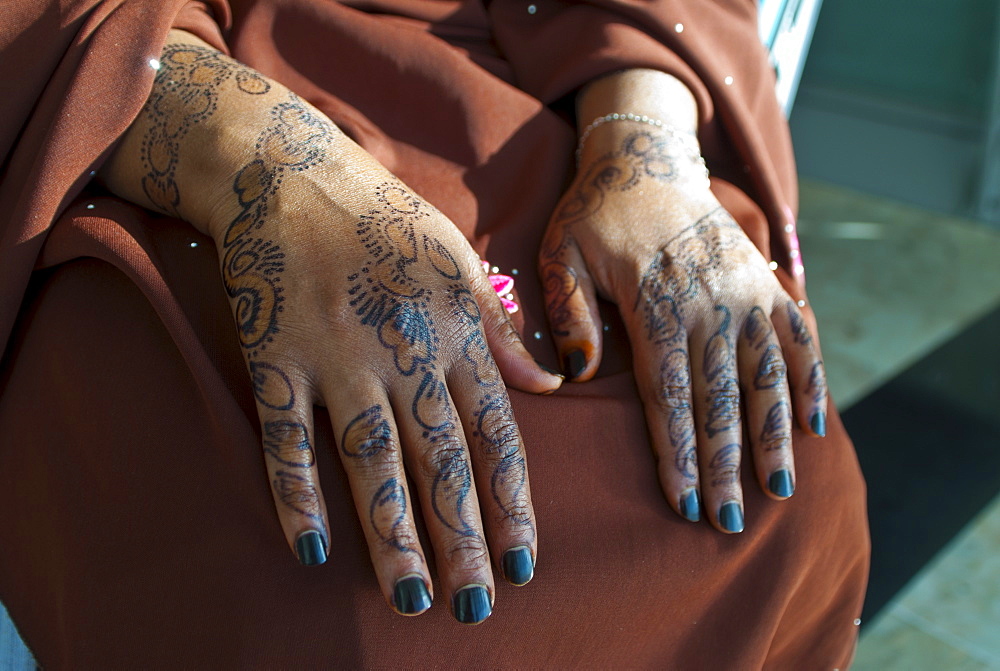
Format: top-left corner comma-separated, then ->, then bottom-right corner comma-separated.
445,287 -> 538,584
738,306 -> 796,500
538,232 -> 603,381
447,341 -> 538,587
690,305 -> 745,534
638,343 -> 701,523
628,247 -> 701,521
393,371 -> 495,624
467,264 -> 563,394
326,390 -> 433,616
250,360 -> 331,565
774,300 -> 829,438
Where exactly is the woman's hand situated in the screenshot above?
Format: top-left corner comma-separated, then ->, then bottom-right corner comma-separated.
539,70 -> 827,533
100,31 -> 561,623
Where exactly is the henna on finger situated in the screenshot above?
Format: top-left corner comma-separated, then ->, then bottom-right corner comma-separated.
660,349 -> 697,476
787,300 -> 814,346
703,307 -> 740,438
759,400 -> 792,453
753,344 -> 787,391
742,306 -> 773,351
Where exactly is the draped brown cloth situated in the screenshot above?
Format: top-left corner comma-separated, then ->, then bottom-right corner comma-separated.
0,1 -> 870,667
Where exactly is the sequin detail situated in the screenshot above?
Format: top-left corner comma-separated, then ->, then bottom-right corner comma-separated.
482,260 -> 519,313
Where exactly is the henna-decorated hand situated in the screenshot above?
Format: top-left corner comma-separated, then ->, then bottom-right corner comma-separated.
100,32 -> 561,624
540,72 -> 827,534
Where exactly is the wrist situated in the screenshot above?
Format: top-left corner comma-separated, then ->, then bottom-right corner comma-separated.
577,68 -> 698,136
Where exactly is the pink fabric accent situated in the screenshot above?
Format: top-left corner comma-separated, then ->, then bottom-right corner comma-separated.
483,260 -> 519,313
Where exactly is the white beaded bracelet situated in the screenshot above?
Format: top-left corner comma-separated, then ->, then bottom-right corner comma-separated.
575,112 -> 699,164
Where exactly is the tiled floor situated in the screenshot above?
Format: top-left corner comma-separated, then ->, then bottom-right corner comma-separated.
3,180 -> 999,667
852,494 -> 1000,670
797,179 -> 1000,669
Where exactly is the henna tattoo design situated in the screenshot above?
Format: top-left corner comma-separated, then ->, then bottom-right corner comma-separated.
807,361 -> 828,404
548,130 -> 697,236
540,130 -> 705,335
709,444 -> 741,487
659,348 -> 697,479
788,302 -> 813,345
263,420 -> 315,468
370,478 -> 417,553
347,184 -> 441,377
346,186 -> 490,541
140,44 -> 270,214
742,306 -> 773,351
759,401 -> 791,452
635,209 -> 742,345
219,93 -> 334,419
341,406 -> 393,459
491,452 -> 531,526
272,470 -> 322,520
703,306 -> 740,438
429,438 -> 477,537
249,361 -> 295,411
754,344 -> 787,390
541,262 -> 579,338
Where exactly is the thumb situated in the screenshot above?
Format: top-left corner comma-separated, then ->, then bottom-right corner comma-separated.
469,262 -> 564,394
539,234 -> 603,381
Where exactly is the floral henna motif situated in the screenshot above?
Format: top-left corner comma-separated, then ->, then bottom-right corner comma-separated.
140,44 -> 270,215
346,185 -> 532,544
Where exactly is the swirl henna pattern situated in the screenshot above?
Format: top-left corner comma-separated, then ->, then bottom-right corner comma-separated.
541,130 -> 708,337
659,348 -> 697,480
219,97 -> 334,518
140,44 -> 270,214
135,45 -> 336,523
346,185 -> 533,548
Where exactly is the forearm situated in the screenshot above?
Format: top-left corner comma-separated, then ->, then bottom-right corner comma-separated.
98,29 -> 359,241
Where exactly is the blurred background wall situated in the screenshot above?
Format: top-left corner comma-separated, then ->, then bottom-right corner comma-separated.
791,0 -> 1000,228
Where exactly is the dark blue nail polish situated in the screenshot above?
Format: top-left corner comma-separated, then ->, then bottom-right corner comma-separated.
536,362 -> 564,378
563,349 -> 587,379
502,546 -> 535,586
453,585 -> 492,624
393,576 -> 432,615
295,530 -> 327,566
810,411 -> 827,437
768,469 -> 795,498
719,502 -> 744,533
680,489 -> 701,522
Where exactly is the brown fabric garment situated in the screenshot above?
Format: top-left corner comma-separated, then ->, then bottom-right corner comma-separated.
0,1 -> 869,667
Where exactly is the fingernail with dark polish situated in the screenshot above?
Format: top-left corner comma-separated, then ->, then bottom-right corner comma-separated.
563,349 -> 587,379
502,546 -> 535,586
453,584 -> 492,624
536,362 -> 565,379
768,469 -> 795,498
719,501 -> 745,534
393,575 -> 432,615
680,489 -> 701,522
810,411 -> 827,437
295,530 -> 327,566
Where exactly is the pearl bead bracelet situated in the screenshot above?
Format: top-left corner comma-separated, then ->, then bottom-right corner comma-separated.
575,112 -> 699,164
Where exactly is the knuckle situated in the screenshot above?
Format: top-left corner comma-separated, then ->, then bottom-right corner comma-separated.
381,524 -> 421,554
271,469 -> 322,518
417,438 -> 467,481
760,354 -> 788,379
358,450 -> 405,483
474,403 -> 520,457
651,383 -> 692,413
705,382 -> 741,438
441,534 -> 490,569
262,419 -> 315,468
